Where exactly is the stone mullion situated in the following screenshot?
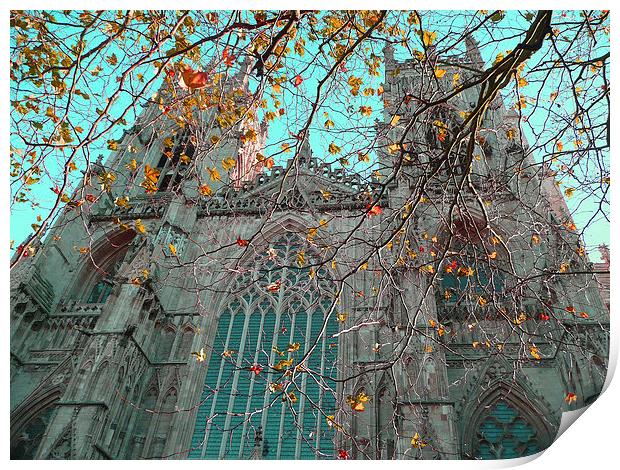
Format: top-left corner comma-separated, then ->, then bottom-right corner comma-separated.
218,310 -> 251,458
238,306 -> 267,458
294,308 -> 313,459
199,310 -> 235,459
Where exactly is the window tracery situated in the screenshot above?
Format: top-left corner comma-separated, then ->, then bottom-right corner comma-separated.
189,234 -> 338,459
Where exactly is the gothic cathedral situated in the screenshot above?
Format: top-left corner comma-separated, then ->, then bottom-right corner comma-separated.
10,42 -> 609,460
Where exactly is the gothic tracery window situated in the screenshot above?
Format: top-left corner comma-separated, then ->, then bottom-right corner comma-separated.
473,400 -> 541,459
189,234 -> 338,459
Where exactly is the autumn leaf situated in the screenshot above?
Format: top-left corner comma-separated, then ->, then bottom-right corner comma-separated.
293,75 -> 303,87
434,68 -> 446,78
346,391 -> 369,412
126,159 -> 137,172
208,167 -> 221,182
320,189 -> 331,200
199,184 -> 212,197
268,382 -> 283,393
565,392 -> 577,405
134,219 -> 146,234
530,345 -> 541,360
564,187 -> 575,198
266,280 -> 282,293
179,66 -> 209,90
359,105 -> 372,117
324,119 -> 335,129
274,358 -> 294,371
477,296 -> 488,306
222,157 -> 236,172
287,342 -> 300,353
328,142 -> 341,154
114,196 -> 130,208
389,114 -> 401,126
366,204 -> 382,217
168,243 -> 177,256
249,364 -> 263,375
531,234 -> 541,245
98,171 -> 116,192
421,30 -> 437,46
411,432 -> 427,449
236,237 -> 249,247
141,165 -> 159,193
336,312 -> 348,323
191,348 -> 206,362
296,251 -> 305,267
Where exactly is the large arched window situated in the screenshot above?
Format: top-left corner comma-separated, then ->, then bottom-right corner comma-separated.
189,234 -> 339,460
435,220 -> 507,322
70,229 -> 136,304
473,400 -> 541,459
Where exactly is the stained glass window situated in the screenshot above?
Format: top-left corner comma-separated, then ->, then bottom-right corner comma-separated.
189,237 -> 338,459
474,400 -> 541,459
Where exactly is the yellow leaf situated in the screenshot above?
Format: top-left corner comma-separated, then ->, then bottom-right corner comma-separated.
422,30 -> 437,47
169,243 -> 177,256
199,184 -> 212,197
359,106 -> 372,117
114,196 -> 130,208
222,157 -> 236,171
390,115 -> 401,127
564,187 -> 575,198
411,432 -> 427,449
434,68 -> 446,78
134,219 -> 146,234
208,167 -> 221,182
328,142 -> 341,154
126,159 -> 137,172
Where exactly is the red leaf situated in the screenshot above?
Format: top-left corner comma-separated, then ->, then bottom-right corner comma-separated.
179,67 -> 209,90
366,204 -> 382,217
293,75 -> 303,87
236,237 -> 249,247
338,449 -> 349,460
222,47 -> 236,66
249,364 -> 263,376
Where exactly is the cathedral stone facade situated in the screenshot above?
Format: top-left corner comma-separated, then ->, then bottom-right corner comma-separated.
10,43 -> 609,460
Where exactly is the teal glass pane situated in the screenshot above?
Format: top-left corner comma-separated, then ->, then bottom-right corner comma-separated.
191,266 -> 339,460
188,312 -> 231,458
474,400 -> 540,460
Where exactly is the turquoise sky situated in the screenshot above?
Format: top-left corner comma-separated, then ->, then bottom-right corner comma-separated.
10,10 -> 609,262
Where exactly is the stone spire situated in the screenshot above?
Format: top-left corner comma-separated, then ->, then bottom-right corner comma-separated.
464,30 -> 484,70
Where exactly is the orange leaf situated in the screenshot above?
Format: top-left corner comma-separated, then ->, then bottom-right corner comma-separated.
179,67 -> 209,90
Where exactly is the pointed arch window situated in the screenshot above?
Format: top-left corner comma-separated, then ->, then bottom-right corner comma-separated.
156,129 -> 195,192
435,221 -> 506,321
71,230 -> 136,304
189,234 -> 339,460
473,400 -> 541,459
